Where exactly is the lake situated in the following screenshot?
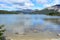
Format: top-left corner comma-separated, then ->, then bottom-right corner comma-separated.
0,14 -> 60,35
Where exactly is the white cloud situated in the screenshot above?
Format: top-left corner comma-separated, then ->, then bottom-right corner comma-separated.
53,0 -> 60,4
0,0 -> 34,10
0,0 -> 60,10
36,0 -> 48,4
36,0 -> 60,7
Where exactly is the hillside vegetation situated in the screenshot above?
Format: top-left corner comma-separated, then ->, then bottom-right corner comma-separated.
0,9 -> 60,16
0,10 -> 20,14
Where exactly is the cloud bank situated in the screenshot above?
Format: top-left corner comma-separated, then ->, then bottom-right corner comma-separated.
0,0 -> 60,10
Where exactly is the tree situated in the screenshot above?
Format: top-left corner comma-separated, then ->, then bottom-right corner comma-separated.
48,12 -> 60,16
0,25 -> 5,40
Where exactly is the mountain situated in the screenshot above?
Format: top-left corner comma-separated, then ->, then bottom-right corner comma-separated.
20,9 -> 33,14
30,4 -> 60,16
0,9 -> 33,14
48,4 -> 60,12
0,4 -> 60,15
14,9 -> 33,14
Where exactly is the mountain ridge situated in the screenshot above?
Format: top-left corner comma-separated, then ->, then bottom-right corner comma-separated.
0,4 -> 60,16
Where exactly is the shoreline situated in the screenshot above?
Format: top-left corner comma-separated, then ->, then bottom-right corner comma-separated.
5,31 -> 60,40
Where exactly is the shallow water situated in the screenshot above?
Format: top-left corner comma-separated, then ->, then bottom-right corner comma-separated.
0,14 -> 60,34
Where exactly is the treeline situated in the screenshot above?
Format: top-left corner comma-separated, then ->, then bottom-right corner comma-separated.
47,12 -> 60,16
30,9 -> 60,16
0,10 -> 60,16
0,10 -> 19,14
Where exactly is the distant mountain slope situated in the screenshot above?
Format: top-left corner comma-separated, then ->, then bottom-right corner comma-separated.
0,4 -> 60,15
31,9 -> 55,14
0,10 -> 20,14
0,9 -> 33,14
48,4 -> 60,12
30,4 -> 60,16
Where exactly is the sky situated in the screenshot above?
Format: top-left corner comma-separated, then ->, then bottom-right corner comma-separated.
0,0 -> 60,11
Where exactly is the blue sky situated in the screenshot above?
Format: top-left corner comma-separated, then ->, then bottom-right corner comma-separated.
0,0 -> 60,11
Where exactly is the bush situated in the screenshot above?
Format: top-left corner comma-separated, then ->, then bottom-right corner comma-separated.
0,25 -> 5,40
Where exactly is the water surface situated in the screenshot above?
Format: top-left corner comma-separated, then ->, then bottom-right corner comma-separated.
0,14 -> 60,34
